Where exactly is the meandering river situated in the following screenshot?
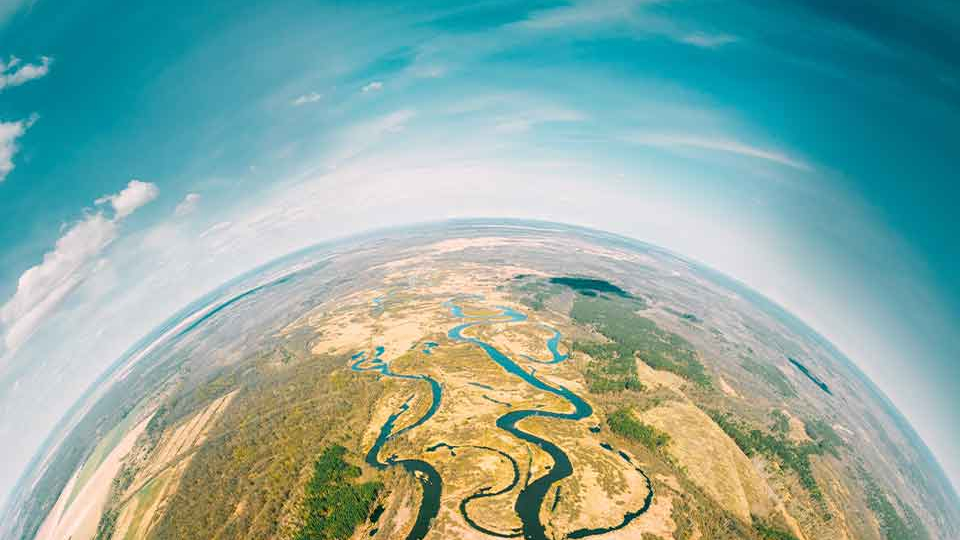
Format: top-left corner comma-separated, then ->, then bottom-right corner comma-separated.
352,296 -> 654,539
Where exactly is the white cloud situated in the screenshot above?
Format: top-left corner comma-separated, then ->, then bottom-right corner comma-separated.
357,109 -> 414,135
409,63 -> 447,79
493,107 -> 586,133
517,1 -> 740,50
361,81 -> 383,93
679,32 -> 739,48
174,193 -> 200,217
292,92 -> 322,106
0,56 -> 53,91
94,179 -> 159,219
0,181 -> 158,356
519,0 -> 640,30
0,115 -> 37,182
627,133 -> 812,171
327,109 -> 415,165
444,92 -> 586,133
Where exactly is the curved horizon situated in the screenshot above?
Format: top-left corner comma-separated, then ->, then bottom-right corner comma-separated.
1,1 -> 958,537
3,217 -> 956,521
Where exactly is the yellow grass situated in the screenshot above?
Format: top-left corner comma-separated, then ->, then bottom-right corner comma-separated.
35,415 -> 152,540
641,401 -> 774,523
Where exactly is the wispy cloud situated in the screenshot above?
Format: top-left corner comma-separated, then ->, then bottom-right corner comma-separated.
519,0 -> 639,30
0,115 -> 37,182
493,107 -> 586,133
627,133 -> 812,171
328,109 -> 415,165
516,1 -> 739,49
679,32 -> 739,48
174,193 -> 201,217
446,92 -> 587,133
408,63 -> 447,79
353,109 -> 413,139
292,92 -> 322,106
361,81 -> 384,93
0,56 -> 53,91
0,180 -> 159,357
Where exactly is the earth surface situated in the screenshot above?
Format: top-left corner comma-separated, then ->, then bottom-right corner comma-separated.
3,220 -> 958,540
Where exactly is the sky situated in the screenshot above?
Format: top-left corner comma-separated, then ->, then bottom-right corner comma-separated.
0,0 -> 959,511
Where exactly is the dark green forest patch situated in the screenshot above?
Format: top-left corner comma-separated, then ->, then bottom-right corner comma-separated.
708,411 -> 828,508
294,445 -> 382,540
572,296 -> 710,387
607,408 -> 670,451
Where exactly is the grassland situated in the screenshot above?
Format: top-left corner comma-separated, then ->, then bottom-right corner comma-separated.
15,235 -> 954,540
708,410 -> 826,505
741,357 -> 796,398
862,471 -> 930,540
145,350 -> 384,540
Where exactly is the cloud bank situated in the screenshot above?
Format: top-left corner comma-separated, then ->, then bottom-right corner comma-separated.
0,180 -> 158,357
94,179 -> 159,219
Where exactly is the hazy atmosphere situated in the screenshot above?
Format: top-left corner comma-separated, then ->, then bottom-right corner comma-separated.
1,1 -> 958,539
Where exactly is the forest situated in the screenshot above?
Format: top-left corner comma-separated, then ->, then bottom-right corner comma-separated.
606,408 -> 670,451
294,445 -> 381,540
571,296 -> 710,387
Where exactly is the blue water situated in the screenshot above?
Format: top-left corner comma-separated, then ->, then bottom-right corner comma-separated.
351,347 -> 442,439
520,325 -> 568,364
427,442 -> 523,538
445,299 -> 594,540
353,296 -> 654,539
350,347 -> 442,540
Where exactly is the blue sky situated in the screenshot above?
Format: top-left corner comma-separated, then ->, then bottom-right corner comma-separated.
0,0 -> 958,509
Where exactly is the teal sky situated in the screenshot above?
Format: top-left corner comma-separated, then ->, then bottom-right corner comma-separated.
1,0 -> 958,510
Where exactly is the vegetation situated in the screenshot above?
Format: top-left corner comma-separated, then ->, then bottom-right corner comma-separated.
741,357 -> 796,398
753,518 -> 800,540
607,408 -> 670,451
92,508 -> 118,540
572,296 -> 710,387
9,348 -> 193,540
148,350 -> 383,539
770,410 -> 790,435
708,410 -> 825,503
803,419 -> 843,457
294,445 -> 382,540
511,277 -> 560,311
670,493 -> 756,539
671,497 -> 697,540
863,472 -> 930,540
576,337 -> 645,393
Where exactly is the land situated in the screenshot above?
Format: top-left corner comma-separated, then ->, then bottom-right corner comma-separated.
4,222 -> 956,540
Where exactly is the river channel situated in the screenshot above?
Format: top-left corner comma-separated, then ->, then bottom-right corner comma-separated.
352,296 -> 654,539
